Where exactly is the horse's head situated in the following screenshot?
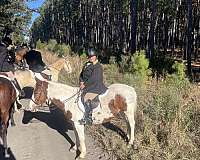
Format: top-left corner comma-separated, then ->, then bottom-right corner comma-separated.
15,46 -> 29,64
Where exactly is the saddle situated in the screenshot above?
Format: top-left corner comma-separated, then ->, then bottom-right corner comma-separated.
78,90 -> 109,113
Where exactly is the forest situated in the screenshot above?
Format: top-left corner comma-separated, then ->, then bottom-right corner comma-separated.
29,0 -> 199,78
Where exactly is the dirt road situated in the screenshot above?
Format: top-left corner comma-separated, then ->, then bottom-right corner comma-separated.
1,99 -> 109,160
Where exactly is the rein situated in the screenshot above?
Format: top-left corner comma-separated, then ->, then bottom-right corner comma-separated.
32,78 -> 81,106
63,89 -> 81,103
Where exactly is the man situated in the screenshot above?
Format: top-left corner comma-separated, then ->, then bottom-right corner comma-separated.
0,37 -> 24,97
79,48 -> 107,125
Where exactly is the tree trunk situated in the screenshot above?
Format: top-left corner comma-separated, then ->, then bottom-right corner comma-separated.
186,0 -> 193,79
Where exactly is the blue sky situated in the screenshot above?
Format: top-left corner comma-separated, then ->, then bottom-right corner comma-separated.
27,0 -> 45,25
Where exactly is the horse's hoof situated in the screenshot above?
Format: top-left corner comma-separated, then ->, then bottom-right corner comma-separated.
5,154 -> 10,158
69,144 -> 77,153
75,156 -> 85,160
4,152 -> 10,158
133,143 -> 138,150
11,123 -> 16,127
127,142 -> 138,150
79,153 -> 86,159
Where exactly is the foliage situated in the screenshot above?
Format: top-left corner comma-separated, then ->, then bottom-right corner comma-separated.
53,43 -> 71,57
47,39 -> 57,52
165,62 -> 190,93
36,39 -> 47,50
129,50 -> 152,84
0,0 -> 32,42
36,39 -> 71,57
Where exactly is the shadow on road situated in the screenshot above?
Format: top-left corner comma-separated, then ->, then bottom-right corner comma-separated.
0,145 -> 16,160
22,107 -> 75,150
102,122 -> 129,142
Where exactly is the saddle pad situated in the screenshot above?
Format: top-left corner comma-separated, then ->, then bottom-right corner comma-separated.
78,89 -> 109,113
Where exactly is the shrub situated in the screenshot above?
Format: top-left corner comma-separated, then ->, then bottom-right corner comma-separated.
53,43 -> 71,57
165,62 -> 190,93
36,39 -> 47,50
129,50 -> 152,85
47,39 -> 57,52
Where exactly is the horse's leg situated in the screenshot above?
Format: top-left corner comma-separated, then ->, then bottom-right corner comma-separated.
73,122 -> 86,159
1,113 -> 9,158
125,103 -> 136,146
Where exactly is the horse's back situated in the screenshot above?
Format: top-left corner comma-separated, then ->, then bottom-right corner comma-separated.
108,83 -> 137,101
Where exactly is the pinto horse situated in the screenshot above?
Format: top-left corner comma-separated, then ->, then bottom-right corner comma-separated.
31,75 -> 137,159
0,76 -> 17,157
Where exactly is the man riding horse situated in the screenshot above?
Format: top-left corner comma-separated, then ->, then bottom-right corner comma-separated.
0,37 -> 24,97
79,48 -> 107,125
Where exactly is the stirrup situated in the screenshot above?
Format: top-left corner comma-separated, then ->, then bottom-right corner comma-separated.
19,90 -> 25,97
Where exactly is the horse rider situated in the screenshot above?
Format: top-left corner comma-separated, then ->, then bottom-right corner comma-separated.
79,48 -> 107,125
0,37 -> 24,97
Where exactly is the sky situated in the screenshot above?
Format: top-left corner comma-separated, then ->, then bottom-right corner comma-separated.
27,0 -> 45,26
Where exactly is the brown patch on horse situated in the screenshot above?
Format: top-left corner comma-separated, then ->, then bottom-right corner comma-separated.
51,98 -> 72,120
108,94 -> 127,116
34,78 -> 48,105
51,98 -> 65,111
64,110 -> 72,121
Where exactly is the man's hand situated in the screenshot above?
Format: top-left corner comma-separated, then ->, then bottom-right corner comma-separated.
80,82 -> 85,90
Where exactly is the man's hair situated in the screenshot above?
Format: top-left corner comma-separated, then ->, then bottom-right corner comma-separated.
2,37 -> 12,46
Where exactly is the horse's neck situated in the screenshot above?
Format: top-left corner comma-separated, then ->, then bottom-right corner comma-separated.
49,59 -> 64,71
47,81 -> 79,99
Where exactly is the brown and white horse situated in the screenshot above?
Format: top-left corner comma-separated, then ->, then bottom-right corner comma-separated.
0,76 -> 17,157
31,75 -> 137,159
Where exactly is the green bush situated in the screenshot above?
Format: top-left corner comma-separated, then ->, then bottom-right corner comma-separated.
47,39 -> 57,52
165,62 -> 190,93
172,61 -> 186,80
36,39 -> 47,50
53,43 -> 71,57
129,50 -> 152,84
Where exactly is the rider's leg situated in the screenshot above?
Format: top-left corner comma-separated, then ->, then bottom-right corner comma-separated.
6,71 -> 25,97
79,93 -> 98,125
